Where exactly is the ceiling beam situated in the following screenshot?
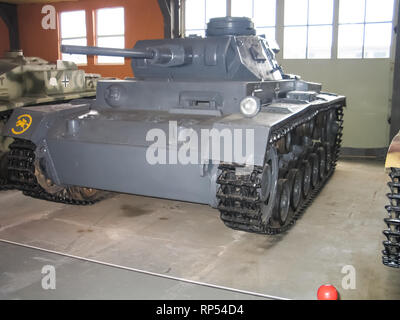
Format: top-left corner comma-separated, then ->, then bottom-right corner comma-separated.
157,0 -> 181,39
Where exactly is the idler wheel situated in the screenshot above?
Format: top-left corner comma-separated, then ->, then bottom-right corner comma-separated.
286,168 -> 303,211
302,160 -> 312,198
273,179 -> 291,226
309,153 -> 320,188
317,147 -> 326,180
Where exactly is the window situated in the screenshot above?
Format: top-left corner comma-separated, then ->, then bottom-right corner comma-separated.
185,0 -> 226,37
284,0 -> 334,59
183,0 -> 396,60
338,0 -> 394,59
96,7 -> 125,64
232,0 -> 276,41
60,10 -> 87,64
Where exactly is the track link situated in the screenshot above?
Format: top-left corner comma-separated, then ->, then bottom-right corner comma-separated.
217,103 -> 344,235
383,168 -> 400,268
8,139 -> 107,205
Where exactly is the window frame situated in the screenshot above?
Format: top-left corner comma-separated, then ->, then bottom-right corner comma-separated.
184,0 -> 277,39
182,0 -> 397,60
232,0 -> 277,41
283,0 -> 334,59
59,9 -> 88,66
337,0 -> 395,59
184,0 -> 227,37
95,6 -> 126,65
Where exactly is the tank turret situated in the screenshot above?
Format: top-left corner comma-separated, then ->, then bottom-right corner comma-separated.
61,17 -> 282,82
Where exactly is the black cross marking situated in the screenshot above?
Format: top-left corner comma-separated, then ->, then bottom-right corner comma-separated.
61,75 -> 70,88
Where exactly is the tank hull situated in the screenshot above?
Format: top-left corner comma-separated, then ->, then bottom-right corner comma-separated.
2,90 -> 345,208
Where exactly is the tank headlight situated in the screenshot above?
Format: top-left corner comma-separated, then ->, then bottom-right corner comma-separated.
240,96 -> 260,118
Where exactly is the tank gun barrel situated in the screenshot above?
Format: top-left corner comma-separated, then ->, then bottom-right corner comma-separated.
61,44 -> 192,67
61,45 -> 155,59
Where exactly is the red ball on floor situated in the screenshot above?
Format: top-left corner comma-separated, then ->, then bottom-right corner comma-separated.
317,285 -> 339,300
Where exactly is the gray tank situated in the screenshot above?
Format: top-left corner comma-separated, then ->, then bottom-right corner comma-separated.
2,17 -> 345,234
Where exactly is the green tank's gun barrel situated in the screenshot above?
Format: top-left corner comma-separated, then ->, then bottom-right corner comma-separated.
61,45 -> 155,59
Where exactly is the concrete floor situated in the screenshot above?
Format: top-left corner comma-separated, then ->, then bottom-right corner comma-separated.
0,241 -> 269,300
0,159 -> 399,300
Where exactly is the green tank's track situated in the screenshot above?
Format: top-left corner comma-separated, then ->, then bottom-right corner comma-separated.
8,139 -> 107,205
217,103 -> 344,235
384,168 -> 400,268
0,110 -> 12,191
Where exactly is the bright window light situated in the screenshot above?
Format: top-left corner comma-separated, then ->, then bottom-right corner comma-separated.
185,0 -> 276,40
284,26 -> 307,59
365,0 -> 395,23
308,25 -> 333,59
183,0 -> 395,59
96,7 -> 125,64
339,0 -> 365,24
185,0 -> 226,37
60,10 -> 87,65
338,0 -> 394,59
284,0 -> 334,59
284,0 -> 308,26
338,24 -> 364,58
364,23 -> 393,58
206,0 -> 226,22
232,0 -> 276,41
232,0 -> 253,19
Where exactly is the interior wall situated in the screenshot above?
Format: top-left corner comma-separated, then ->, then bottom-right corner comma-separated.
279,59 -> 393,149
275,0 -> 399,149
17,0 -> 164,78
0,17 -> 10,56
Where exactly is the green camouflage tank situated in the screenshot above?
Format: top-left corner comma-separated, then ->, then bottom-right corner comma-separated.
0,50 -> 100,111
0,50 -> 101,187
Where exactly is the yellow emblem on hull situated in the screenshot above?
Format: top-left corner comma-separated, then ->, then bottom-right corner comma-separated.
12,114 -> 32,135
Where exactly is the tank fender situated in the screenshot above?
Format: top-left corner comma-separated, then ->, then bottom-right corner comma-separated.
211,122 -> 270,167
2,103 -> 90,144
2,103 -> 91,186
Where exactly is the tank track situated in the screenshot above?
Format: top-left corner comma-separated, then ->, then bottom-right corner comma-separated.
7,139 -> 107,205
0,110 -> 13,191
383,168 -> 400,268
217,103 -> 344,235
